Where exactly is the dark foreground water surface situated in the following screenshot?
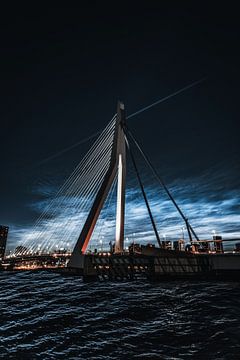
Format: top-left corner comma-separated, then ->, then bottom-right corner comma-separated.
0,272 -> 240,359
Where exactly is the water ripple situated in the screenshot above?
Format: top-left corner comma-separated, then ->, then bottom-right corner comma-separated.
0,272 -> 239,359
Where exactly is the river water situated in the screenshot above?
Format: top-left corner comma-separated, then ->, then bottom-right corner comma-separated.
0,271 -> 239,359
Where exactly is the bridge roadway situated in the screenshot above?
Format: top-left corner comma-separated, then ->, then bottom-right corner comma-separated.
2,249 -> 240,281
1,253 -> 71,270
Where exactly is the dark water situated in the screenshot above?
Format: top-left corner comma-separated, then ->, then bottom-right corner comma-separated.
0,272 -> 240,360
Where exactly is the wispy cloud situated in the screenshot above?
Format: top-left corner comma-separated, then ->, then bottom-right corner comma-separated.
6,162 -> 240,253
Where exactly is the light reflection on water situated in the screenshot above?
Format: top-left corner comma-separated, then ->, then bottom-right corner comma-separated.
0,271 -> 240,359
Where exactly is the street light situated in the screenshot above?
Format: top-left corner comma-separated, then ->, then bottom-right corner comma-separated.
132,233 -> 136,249
181,227 -> 185,240
99,236 -> 104,252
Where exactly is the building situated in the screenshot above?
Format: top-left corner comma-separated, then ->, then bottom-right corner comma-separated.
0,225 -> 9,260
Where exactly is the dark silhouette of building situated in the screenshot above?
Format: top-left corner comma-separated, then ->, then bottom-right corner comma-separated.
0,225 -> 9,259
213,235 -> 224,253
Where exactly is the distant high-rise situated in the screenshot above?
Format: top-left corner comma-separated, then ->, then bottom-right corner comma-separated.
0,225 -> 8,259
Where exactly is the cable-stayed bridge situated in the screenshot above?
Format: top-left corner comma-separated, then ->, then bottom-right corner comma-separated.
10,78 -> 208,262
8,100 -> 200,266
3,83 -> 240,280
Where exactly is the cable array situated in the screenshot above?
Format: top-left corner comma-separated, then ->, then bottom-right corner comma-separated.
15,115 -> 117,256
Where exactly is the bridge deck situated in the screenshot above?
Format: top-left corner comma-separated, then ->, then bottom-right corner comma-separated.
2,251 -> 240,281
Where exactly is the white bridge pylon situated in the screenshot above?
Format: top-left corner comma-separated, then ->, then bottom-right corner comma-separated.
68,101 -> 126,267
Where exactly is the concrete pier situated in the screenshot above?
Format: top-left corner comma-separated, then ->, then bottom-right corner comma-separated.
67,250 -> 240,281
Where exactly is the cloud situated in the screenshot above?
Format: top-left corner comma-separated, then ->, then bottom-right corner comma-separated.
6,162 -> 240,254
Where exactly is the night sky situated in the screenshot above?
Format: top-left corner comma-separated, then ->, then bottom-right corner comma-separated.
1,4 -> 239,249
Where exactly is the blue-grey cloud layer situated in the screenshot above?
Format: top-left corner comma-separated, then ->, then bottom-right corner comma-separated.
7,161 -> 240,253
